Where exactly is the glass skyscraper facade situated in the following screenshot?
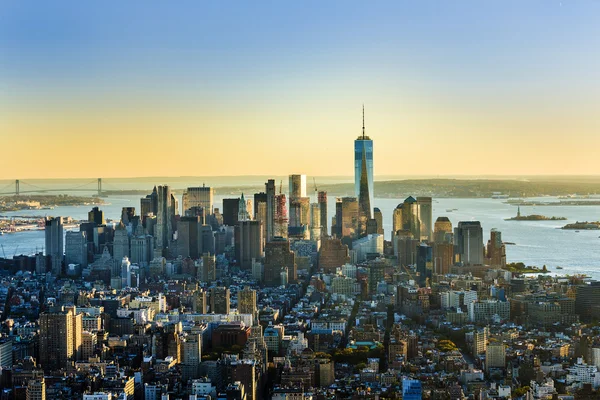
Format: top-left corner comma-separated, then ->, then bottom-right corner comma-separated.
354,137 -> 373,217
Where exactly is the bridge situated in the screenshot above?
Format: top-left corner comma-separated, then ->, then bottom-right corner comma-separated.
0,178 -> 111,196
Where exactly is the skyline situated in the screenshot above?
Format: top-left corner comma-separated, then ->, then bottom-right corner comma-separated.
2,1 -> 599,179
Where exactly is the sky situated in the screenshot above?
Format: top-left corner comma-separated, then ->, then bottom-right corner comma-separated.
0,0 -> 599,179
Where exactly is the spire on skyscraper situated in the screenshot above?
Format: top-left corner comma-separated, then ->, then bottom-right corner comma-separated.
238,193 -> 250,222
362,104 -> 365,139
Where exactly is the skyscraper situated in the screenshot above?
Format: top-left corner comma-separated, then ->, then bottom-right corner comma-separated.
65,230 -> 87,267
288,174 -> 306,200
210,287 -> 230,314
140,186 -> 159,216
238,193 -> 251,222
238,287 -> 257,317
417,197 -> 433,241
454,221 -> 484,266
88,207 -> 105,225
318,191 -> 327,237
264,238 -> 296,286
235,220 -> 264,270
486,228 -> 506,267
39,307 -> 82,371
45,216 -> 63,275
177,216 -> 201,259
156,185 -> 176,251
358,143 -> 372,228
112,222 -> 130,261
265,180 -> 276,242
354,106 -> 374,218
223,198 -> 240,227
182,185 -> 214,215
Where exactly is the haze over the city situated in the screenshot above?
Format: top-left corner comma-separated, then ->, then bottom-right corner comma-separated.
1,0 -> 599,179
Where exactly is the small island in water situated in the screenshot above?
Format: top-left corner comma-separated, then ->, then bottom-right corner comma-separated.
505,207 -> 566,221
561,221 -> 600,230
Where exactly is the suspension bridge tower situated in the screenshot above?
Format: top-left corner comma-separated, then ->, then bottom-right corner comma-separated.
97,178 -> 102,196
15,180 -> 19,196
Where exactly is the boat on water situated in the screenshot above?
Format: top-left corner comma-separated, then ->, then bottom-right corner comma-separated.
446,209 -> 453,212
556,266 -> 563,270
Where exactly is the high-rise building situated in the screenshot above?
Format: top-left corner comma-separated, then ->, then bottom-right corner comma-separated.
289,197 -> 310,228
288,174 -> 307,200
223,198 -> 240,227
434,217 -> 453,244
121,256 -> 132,288
486,228 -> 506,267
309,203 -> 321,240
210,287 -> 230,314
182,185 -> 214,215
357,142 -> 372,228
417,197 -> 433,241
274,193 -> 288,239
264,238 -> 296,286
156,185 -> 176,251
198,224 -> 215,256
265,180 -> 276,242
575,282 -> 600,321
235,220 -> 264,270
88,207 -> 105,225
26,378 -> 46,400
0,337 -> 12,368
238,193 -> 251,222
112,222 -> 129,261
45,217 -> 63,275
45,216 -> 63,257
318,191 -> 327,237
354,106 -> 374,218
374,208 -> 384,235
121,207 -> 136,225
65,230 -> 87,267
486,342 -> 506,372
416,243 -> 433,287
177,216 -> 201,259
130,223 -> 153,266
392,197 -> 420,240
199,253 -> 216,283
318,237 -> 350,273
238,287 -> 257,317
338,197 -> 359,241
39,307 -> 82,371
454,221 -> 484,266
181,333 -> 202,381
140,186 -> 159,216
433,242 -> 454,276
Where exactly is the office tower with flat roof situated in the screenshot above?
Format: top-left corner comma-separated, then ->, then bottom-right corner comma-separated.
223,198 -> 240,227
265,180 -> 276,241
182,185 -> 214,215
318,237 -> 350,273
318,191 -> 327,236
238,287 -> 257,317
121,207 -> 136,225
39,307 -> 82,371
199,253 -> 216,283
454,221 -> 484,266
210,287 -> 230,314
486,228 -> 506,267
199,225 -> 215,255
289,197 -> 310,228
235,220 -> 264,270
433,242 -> 454,276
177,216 -> 201,259
339,197 -> 359,242
310,202 -> 321,240
355,106 -> 374,218
131,223 -> 153,266
26,378 -> 46,400
393,196 -> 420,240
65,230 -> 87,267
288,174 -> 306,200
264,238 -> 296,286
45,216 -> 63,257
417,243 -> 433,287
88,207 -> 105,225
274,193 -> 288,239
417,197 -> 433,241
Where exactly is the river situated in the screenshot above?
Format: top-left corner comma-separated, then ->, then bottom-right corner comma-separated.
1,189 -> 599,279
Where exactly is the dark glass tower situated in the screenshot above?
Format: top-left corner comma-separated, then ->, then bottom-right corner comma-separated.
354,106 -> 373,218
